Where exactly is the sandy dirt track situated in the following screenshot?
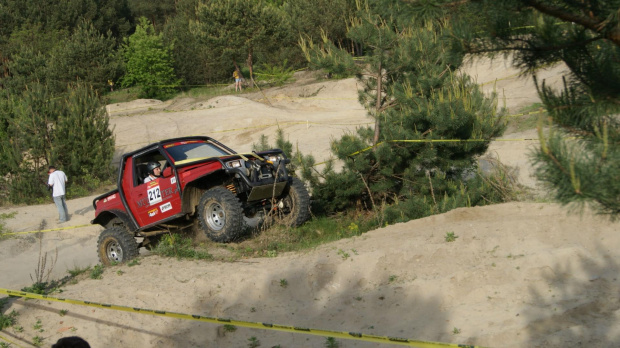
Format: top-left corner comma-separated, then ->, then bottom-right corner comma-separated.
1,58 -> 619,348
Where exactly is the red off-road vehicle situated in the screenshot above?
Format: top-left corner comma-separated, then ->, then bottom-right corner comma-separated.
91,136 -> 310,265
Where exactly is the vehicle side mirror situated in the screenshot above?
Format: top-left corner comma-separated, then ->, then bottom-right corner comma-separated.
162,167 -> 173,178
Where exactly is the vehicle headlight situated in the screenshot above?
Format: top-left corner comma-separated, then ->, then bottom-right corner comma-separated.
226,160 -> 243,168
265,155 -> 282,163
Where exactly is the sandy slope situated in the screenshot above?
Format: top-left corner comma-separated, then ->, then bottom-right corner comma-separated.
1,59 -> 619,348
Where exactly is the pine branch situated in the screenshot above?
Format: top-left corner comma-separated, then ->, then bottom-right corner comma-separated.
467,36 -> 604,56
521,0 -> 620,46
358,172 -> 377,212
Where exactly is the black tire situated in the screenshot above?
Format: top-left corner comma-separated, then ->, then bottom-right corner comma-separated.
97,226 -> 139,266
197,187 -> 244,242
275,177 -> 311,227
105,217 -> 126,230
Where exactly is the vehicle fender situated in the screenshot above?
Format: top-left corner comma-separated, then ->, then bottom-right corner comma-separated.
180,170 -> 229,215
91,210 -> 138,232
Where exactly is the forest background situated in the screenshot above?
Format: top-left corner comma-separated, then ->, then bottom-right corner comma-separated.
0,0 -> 618,224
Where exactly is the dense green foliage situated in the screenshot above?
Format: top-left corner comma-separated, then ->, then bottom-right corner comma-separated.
128,0 -> 176,31
0,83 -> 114,204
299,1 -> 506,216
450,0 -> 620,219
0,0 -> 319,204
285,0 -> 355,45
46,20 -> 124,95
121,17 -> 180,99
0,0 -> 131,94
192,0 -> 291,86
162,0 -> 213,85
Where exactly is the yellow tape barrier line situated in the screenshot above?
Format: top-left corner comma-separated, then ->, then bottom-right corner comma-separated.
2,224 -> 92,236
257,96 -> 359,101
507,109 -> 545,118
206,121 -> 371,134
0,289 -> 484,348
0,333 -> 26,348
346,138 -> 539,157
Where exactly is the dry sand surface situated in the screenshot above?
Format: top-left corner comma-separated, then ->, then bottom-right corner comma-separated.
1,58 -> 619,348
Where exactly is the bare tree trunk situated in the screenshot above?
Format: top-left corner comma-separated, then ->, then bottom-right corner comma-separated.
373,61 -> 382,145
246,50 -> 255,88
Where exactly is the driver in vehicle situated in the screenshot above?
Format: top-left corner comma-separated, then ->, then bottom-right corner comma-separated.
144,161 -> 162,183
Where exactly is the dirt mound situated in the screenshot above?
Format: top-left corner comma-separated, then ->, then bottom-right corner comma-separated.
4,203 -> 618,348
460,55 -> 569,111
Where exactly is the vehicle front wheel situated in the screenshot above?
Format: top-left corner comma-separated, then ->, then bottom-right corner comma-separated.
197,187 -> 244,243
97,227 -> 139,266
274,177 -> 311,227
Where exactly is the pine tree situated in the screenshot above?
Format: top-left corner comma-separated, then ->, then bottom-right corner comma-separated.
121,17 -> 180,99
1,82 -> 114,204
163,0 -> 214,85
450,0 -> 620,219
192,0 -> 289,87
300,1 -> 506,215
46,20 -> 123,95
284,0 -> 354,44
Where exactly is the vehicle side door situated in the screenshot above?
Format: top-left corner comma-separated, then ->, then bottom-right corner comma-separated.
121,155 -> 183,228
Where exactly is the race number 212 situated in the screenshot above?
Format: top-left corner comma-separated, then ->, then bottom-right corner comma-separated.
148,186 -> 162,205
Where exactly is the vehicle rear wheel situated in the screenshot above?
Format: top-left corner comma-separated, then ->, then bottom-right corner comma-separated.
274,177 -> 311,227
197,187 -> 244,242
105,217 -> 131,232
97,227 -> 139,266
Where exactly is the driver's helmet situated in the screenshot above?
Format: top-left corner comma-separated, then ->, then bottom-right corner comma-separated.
146,161 -> 161,175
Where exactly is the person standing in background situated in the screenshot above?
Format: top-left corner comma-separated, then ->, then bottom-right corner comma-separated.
48,165 -> 69,223
233,69 -> 242,92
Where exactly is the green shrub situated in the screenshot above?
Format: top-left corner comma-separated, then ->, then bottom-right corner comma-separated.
21,282 -> 49,295
90,264 -> 104,279
153,234 -> 213,260
254,61 -> 295,86
0,298 -> 18,330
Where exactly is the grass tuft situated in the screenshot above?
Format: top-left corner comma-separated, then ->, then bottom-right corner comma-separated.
90,264 -> 104,279
445,231 -> 458,242
153,234 -> 213,260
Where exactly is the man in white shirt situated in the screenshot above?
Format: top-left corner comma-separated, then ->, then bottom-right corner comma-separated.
48,166 -> 69,223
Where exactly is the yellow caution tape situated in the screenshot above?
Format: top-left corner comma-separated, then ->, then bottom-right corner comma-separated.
0,333 -> 26,348
346,137 -> 539,157
1,224 -> 92,236
0,288 -> 484,348
506,109 -> 545,118
208,120 -> 373,133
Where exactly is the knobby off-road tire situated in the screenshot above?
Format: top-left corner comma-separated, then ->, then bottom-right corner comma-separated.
105,216 -> 132,233
197,187 -> 244,243
276,177 -> 311,227
97,226 -> 139,266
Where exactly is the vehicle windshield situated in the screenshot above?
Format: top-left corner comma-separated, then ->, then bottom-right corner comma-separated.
164,140 -> 232,163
